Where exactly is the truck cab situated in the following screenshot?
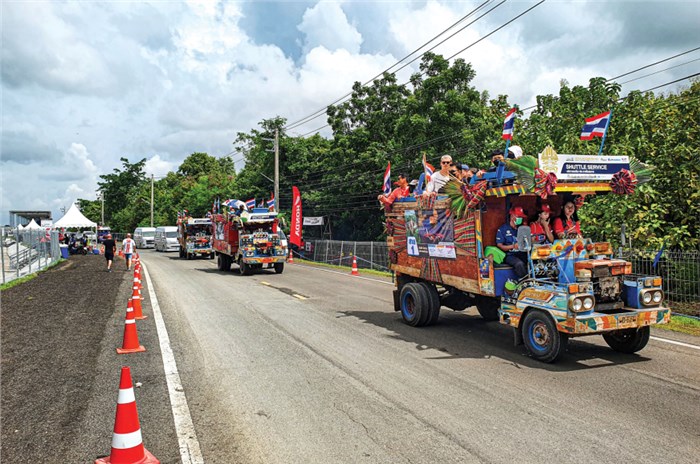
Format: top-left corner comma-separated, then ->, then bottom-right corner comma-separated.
387,148 -> 670,362
212,207 -> 287,275
177,217 -> 213,259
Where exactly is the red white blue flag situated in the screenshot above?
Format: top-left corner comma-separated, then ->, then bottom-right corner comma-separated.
266,193 -> 276,211
501,107 -> 516,140
245,198 -> 256,209
422,153 -> 434,183
580,111 -> 611,140
383,162 -> 391,195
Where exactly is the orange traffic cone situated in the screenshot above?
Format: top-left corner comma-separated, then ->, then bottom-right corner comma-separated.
119,250 -> 124,259
133,273 -> 142,291
288,249 -> 294,264
351,255 -> 359,276
117,300 -> 145,354
132,285 -> 146,320
95,366 -> 160,464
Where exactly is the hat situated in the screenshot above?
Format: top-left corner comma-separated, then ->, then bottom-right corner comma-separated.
408,179 -> 419,186
509,206 -> 527,218
540,204 -> 552,214
508,145 -> 523,159
460,164 -> 470,171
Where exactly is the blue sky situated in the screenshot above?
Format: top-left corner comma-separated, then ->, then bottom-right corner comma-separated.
2,0 -> 699,225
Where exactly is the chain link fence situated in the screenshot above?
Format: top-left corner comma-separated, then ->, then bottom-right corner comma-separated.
297,240 -> 699,315
1,227 -> 61,285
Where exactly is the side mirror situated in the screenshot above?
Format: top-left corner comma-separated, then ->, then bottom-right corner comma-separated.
517,225 -> 532,252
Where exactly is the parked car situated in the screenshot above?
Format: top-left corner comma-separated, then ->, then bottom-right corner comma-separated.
154,226 -> 179,252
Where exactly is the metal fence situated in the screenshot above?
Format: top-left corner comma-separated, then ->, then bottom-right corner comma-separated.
298,240 -> 700,314
1,227 -> 61,285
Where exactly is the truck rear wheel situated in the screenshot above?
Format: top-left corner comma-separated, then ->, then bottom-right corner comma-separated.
602,326 -> 650,354
217,254 -> 231,272
475,295 -> 500,321
419,282 -> 440,326
522,310 -> 567,363
400,283 -> 428,327
274,263 -> 284,274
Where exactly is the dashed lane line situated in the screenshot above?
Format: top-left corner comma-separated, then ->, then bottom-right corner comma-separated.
142,262 -> 205,464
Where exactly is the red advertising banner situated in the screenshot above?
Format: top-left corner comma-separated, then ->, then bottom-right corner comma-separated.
290,186 -> 303,247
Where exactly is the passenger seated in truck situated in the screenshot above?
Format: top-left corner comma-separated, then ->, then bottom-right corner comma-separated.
496,206 -> 529,279
530,204 -> 554,244
378,173 -> 410,206
554,201 -> 582,239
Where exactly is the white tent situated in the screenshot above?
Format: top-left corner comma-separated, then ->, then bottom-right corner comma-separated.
25,219 -> 42,230
53,203 -> 97,229
17,224 -> 24,231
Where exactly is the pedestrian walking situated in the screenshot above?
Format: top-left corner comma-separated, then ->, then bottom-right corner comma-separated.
122,233 -> 136,270
102,234 -> 116,272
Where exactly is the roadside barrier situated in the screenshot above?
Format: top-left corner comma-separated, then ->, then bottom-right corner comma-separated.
351,255 -> 359,276
95,366 -> 159,464
288,248 -> 294,264
131,285 -> 146,320
117,300 -> 145,354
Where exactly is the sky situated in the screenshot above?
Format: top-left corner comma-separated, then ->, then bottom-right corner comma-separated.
2,0 -> 699,225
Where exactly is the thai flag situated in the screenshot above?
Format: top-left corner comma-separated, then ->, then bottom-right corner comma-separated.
422,153 -> 434,183
502,107 -> 516,140
383,162 -> 391,195
246,198 -> 256,209
267,194 -> 276,211
580,111 -> 611,140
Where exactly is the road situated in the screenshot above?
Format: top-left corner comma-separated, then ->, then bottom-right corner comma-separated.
142,248 -> 700,464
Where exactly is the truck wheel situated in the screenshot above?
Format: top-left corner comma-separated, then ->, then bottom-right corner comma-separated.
187,251 -> 192,260
240,260 -> 252,276
602,326 -> 650,354
475,295 -> 500,321
419,282 -> 440,326
274,263 -> 284,274
522,310 -> 567,363
217,254 -> 230,271
399,283 -> 427,327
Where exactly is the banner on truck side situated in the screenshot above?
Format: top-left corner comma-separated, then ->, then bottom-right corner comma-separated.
538,146 -> 629,181
404,208 -> 456,259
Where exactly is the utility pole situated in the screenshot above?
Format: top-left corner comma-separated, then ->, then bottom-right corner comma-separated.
100,196 -> 104,226
274,128 -> 279,213
150,174 -> 154,227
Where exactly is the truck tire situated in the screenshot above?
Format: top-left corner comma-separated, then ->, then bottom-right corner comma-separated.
602,326 -> 650,354
274,263 -> 284,274
239,260 -> 252,276
217,254 -> 231,272
179,248 -> 184,259
419,282 -> 440,326
522,310 -> 567,363
475,295 -> 500,321
399,283 -> 428,327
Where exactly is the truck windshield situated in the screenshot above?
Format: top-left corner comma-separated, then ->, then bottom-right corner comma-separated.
142,231 -> 155,237
166,231 -> 177,238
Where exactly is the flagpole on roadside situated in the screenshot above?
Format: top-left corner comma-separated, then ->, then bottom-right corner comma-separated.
597,107 -> 613,156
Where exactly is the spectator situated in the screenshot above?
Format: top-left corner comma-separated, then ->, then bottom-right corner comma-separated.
122,233 -> 136,270
102,234 -> 117,272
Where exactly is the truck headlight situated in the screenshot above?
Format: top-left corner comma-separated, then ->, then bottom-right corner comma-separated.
582,297 -> 595,310
652,291 -> 663,304
641,291 -> 653,305
570,297 -> 583,312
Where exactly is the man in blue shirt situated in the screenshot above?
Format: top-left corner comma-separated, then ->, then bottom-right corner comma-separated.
496,206 -> 529,279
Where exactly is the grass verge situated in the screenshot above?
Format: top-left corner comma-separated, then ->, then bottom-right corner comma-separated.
655,314 -> 700,337
293,258 -> 392,278
0,259 -> 64,291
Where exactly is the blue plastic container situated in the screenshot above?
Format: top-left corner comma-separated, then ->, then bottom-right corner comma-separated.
60,244 -> 69,259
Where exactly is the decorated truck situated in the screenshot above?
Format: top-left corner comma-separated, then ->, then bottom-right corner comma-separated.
385,147 -> 669,362
177,216 -> 214,259
211,203 -> 287,275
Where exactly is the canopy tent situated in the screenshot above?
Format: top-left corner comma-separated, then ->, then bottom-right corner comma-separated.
25,219 -> 42,230
53,203 -> 97,229
17,224 -> 24,231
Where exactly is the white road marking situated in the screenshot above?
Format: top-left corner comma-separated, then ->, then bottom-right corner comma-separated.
293,294 -> 307,300
141,263 -> 205,464
292,263 -> 394,286
260,281 -> 271,286
650,336 -> 700,350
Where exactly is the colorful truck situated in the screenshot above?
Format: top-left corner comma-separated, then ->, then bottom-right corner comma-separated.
177,217 -> 214,259
386,147 -> 669,362
211,205 -> 287,275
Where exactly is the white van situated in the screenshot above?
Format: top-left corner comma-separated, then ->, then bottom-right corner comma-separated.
154,226 -> 179,252
134,227 -> 156,248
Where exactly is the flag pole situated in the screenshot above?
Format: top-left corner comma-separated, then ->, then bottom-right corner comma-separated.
597,107 -> 613,156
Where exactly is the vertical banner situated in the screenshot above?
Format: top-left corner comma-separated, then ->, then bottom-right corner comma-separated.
290,186 -> 303,247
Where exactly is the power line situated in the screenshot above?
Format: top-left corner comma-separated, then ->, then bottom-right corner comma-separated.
608,45 -> 700,81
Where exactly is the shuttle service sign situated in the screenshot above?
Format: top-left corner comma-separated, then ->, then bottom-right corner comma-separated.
538,146 -> 629,181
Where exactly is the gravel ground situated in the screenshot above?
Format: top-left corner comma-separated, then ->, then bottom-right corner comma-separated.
1,254 -> 180,463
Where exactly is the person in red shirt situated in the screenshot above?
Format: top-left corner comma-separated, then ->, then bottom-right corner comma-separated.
378,173 -> 410,206
530,204 -> 554,244
553,201 -> 581,239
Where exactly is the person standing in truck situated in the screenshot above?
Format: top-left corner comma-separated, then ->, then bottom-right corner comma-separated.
496,206 -> 529,279
425,155 -> 453,194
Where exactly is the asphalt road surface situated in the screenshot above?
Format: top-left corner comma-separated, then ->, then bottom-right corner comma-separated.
142,249 -> 699,464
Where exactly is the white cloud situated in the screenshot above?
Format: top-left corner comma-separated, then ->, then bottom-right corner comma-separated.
298,2 -> 363,55
145,154 -> 178,178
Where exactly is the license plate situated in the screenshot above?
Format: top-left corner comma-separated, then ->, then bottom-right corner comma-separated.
618,315 -> 637,327
262,258 -> 272,263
